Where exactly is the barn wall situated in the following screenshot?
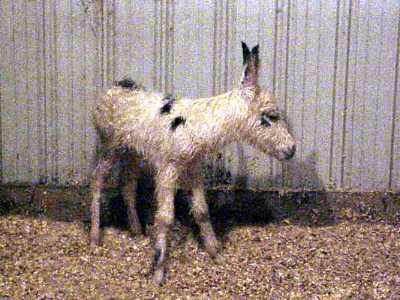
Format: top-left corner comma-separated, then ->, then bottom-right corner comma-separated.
0,0 -> 399,191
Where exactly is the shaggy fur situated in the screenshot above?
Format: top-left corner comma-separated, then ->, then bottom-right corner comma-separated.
90,42 -> 296,285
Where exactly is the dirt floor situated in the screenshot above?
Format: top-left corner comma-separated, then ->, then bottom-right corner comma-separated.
0,186 -> 399,299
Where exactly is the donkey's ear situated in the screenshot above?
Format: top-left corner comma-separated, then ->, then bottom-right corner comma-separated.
241,43 -> 259,88
242,41 -> 251,65
250,44 -> 259,70
251,44 -> 259,57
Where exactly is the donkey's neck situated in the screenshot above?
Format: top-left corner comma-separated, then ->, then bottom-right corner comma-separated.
188,87 -> 257,153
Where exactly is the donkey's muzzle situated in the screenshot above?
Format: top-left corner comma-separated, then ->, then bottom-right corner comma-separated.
283,144 -> 296,160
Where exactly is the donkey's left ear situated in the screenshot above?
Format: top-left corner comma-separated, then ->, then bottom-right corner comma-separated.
242,41 -> 251,65
241,44 -> 259,88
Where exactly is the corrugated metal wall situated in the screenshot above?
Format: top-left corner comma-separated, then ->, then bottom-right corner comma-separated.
0,0 -> 399,191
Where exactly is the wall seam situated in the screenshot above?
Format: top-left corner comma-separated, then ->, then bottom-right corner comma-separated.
340,0 -> 353,188
328,0 -> 341,188
388,6 -> 400,189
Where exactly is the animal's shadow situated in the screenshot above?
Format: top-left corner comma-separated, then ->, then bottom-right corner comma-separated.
101,152 -> 335,246
0,153 -> 331,234
2,152 -> 395,251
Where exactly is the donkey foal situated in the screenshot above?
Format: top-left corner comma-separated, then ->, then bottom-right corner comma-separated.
90,42 -> 296,285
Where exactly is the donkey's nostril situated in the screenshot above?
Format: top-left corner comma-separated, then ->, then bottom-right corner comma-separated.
285,144 -> 296,160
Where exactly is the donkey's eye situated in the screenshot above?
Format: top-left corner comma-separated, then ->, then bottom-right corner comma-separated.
260,113 -> 271,127
260,111 -> 280,127
266,110 -> 280,121
268,114 -> 280,122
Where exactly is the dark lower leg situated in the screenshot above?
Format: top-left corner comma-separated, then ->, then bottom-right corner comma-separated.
120,158 -> 141,235
121,180 -> 141,235
151,184 -> 175,285
90,189 -> 101,246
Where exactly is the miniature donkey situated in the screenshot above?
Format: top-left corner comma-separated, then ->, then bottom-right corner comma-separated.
90,42 -> 296,285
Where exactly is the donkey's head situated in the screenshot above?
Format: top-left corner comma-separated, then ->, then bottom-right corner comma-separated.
239,42 -> 296,161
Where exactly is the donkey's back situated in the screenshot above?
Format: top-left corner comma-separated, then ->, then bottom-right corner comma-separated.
93,82 -> 239,165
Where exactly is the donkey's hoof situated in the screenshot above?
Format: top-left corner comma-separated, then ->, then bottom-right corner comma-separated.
151,269 -> 165,286
129,226 -> 142,237
212,253 -> 225,265
90,236 -> 100,248
90,242 -> 99,249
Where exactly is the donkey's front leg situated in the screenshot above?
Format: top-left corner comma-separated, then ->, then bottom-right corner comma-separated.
191,181 -> 220,259
151,167 -> 178,285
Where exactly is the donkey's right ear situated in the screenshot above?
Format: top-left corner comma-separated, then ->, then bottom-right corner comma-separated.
242,41 -> 251,65
241,42 -> 259,88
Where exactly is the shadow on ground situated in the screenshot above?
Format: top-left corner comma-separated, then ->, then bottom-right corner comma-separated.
0,181 -> 399,251
1,152 -> 399,248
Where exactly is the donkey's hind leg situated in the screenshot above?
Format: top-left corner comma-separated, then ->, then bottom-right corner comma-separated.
120,153 -> 142,236
90,152 -> 116,247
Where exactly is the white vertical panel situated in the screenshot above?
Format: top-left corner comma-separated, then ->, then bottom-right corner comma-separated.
42,0 -> 56,183
390,7 -> 400,191
360,0 -> 387,190
286,0 -> 309,189
349,0 -> 367,190
329,0 -> 350,191
172,0 -> 214,98
142,1 -> 156,89
114,1 -> 144,83
372,1 -> 399,190
0,0 -> 17,182
23,1 -> 43,183
174,0 -> 201,97
342,0 -> 359,190
82,1 -> 102,184
70,0 -> 89,183
13,0 -> 30,182
70,0 -> 85,183
392,64 -> 400,190
299,1 -> 323,190
313,0 -> 338,190
35,0 -> 47,183
349,0 -> 394,190
152,0 -> 171,93
104,0 -> 115,87
194,0 -> 215,98
55,1 -> 73,184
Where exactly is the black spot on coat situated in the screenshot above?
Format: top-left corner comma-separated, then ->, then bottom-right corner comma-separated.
114,78 -> 137,89
170,116 -> 186,131
160,94 -> 176,114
